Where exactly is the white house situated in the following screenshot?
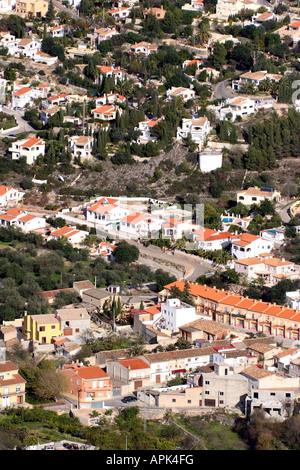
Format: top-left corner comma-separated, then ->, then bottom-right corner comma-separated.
286,289 -> 300,310
231,233 -> 275,260
49,24 -> 67,38
85,197 -> 129,227
68,135 -> 93,160
47,225 -> 89,245
92,104 -> 119,121
0,186 -> 24,207
192,227 -> 237,251
134,117 -> 163,144
119,212 -> 163,239
130,41 -> 158,56
90,241 -> 118,260
0,0 -> 16,12
182,59 -> 203,71
159,298 -> 198,333
97,65 -> 124,84
108,6 -> 130,18
259,227 -> 286,245
0,207 -> 46,232
181,0 -> 204,11
234,256 -> 300,286
198,148 -> 223,172
40,106 -> 60,125
95,93 -> 126,107
12,87 -> 33,109
176,116 -> 210,149
14,38 -> 41,58
94,27 -> 119,43
237,186 -> 281,206
232,70 -> 282,91
9,137 -> 45,165
220,97 -> 257,121
166,87 -> 195,102
161,216 -> 199,240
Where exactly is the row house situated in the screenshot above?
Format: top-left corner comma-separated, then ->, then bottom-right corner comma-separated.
176,116 -> 210,150
166,86 -> 195,102
9,136 -> 45,165
161,280 -> 300,340
68,135 -> 93,160
0,207 -> 46,232
106,357 -> 151,392
0,186 -> 24,207
85,197 -> 129,226
59,362 -> 112,408
0,358 -> 26,409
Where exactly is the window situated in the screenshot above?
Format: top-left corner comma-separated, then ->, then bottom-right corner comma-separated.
187,400 -> 191,404
205,380 -> 210,385
286,393 -> 291,398
219,392 -> 224,396
51,325 -> 56,329
254,392 -> 258,399
172,399 -> 176,403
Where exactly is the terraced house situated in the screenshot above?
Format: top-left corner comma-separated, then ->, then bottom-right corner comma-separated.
161,281 -> 300,340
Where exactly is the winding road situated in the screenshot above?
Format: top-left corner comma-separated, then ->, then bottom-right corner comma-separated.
1,106 -> 35,135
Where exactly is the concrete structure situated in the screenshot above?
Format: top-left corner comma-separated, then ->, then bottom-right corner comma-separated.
159,298 -> 198,333
15,0 -> 48,18
198,148 -> 223,172
106,357 -> 151,392
55,307 -> 91,340
69,135 -> 94,160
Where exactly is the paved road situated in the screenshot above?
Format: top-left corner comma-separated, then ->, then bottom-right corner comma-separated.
213,79 -> 236,100
133,241 -> 216,281
45,0 -> 80,19
275,199 -> 293,223
2,106 -> 35,134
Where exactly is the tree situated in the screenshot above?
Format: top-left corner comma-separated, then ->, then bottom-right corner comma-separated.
45,0 -> 56,23
35,369 -> 67,402
113,241 -> 139,264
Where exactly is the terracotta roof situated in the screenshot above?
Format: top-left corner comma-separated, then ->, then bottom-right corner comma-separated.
75,365 -> 109,380
119,358 -> 150,370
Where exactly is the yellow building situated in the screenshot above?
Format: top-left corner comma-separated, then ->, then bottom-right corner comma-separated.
22,312 -> 61,344
0,360 -> 26,409
15,0 -> 49,18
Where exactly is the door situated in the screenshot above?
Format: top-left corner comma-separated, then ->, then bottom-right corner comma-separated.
2,396 -> 10,408
156,375 -> 161,384
134,380 -> 142,390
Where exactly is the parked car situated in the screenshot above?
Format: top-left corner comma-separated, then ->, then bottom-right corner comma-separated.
121,395 -> 138,403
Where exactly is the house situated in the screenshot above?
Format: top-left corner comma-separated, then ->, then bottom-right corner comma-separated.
277,20 -> 300,47
0,357 -> 26,409
14,37 -> 41,58
143,6 -> 166,19
286,289 -> 300,310
22,312 -> 62,344
108,6 -> 130,19
59,362 -> 113,408
198,148 -> 223,172
178,317 -> 231,343
92,104 -> 119,121
95,93 -> 126,107
0,186 -> 24,207
55,307 -> 91,339
232,70 -> 282,91
0,0 -> 17,11
47,225 -> 89,245
0,207 -> 46,232
216,0 -> 265,20
158,298 -> 199,333
119,211 -> 163,238
12,87 -> 33,109
49,24 -> 67,38
237,186 -> 281,205
85,197 -> 129,226
97,65 -> 124,84
40,106 -> 60,125
176,116 -> 210,150
141,352 -> 176,385
90,241 -> 118,260
182,59 -> 203,71
15,0 -> 48,17
33,50 -> 58,65
231,233 -> 275,260
94,27 -> 118,44
219,97 -> 257,121
106,357 -> 151,392
130,42 -> 158,56
161,216 -> 199,240
69,135 -> 94,160
247,386 -> 296,419
134,117 -> 163,144
46,93 -> 68,107
181,0 -> 204,11
9,137 -> 45,165
166,87 -> 195,102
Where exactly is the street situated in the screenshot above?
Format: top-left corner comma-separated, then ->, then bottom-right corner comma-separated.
2,106 -> 35,134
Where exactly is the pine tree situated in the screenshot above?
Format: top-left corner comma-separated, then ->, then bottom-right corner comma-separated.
45,0 -> 55,23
